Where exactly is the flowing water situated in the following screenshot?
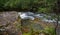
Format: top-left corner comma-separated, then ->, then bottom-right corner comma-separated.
18,12 -> 57,23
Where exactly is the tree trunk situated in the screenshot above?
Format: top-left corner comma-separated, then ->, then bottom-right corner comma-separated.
55,14 -> 59,35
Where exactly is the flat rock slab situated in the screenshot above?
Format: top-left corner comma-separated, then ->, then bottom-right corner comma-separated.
0,11 -> 22,35
0,11 -> 18,26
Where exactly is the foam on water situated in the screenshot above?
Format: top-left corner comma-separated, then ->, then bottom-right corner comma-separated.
18,12 -> 59,23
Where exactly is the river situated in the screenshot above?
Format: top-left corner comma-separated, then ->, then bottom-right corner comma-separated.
18,12 -> 58,23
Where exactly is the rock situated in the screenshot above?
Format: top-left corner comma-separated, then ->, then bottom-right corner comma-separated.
0,11 -> 22,35
0,11 -> 18,25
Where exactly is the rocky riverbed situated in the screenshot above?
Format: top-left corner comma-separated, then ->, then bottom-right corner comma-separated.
0,11 -> 59,35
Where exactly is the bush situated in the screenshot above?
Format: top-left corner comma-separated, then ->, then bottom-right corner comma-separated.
43,26 -> 55,35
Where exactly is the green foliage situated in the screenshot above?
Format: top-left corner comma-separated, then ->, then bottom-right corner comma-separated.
22,32 -> 31,35
44,26 -> 55,35
0,0 -> 57,12
38,7 -> 52,13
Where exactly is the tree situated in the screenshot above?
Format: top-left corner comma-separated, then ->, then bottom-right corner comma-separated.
54,0 -> 60,35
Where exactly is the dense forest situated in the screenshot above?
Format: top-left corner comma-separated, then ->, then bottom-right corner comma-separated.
0,0 -> 58,13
